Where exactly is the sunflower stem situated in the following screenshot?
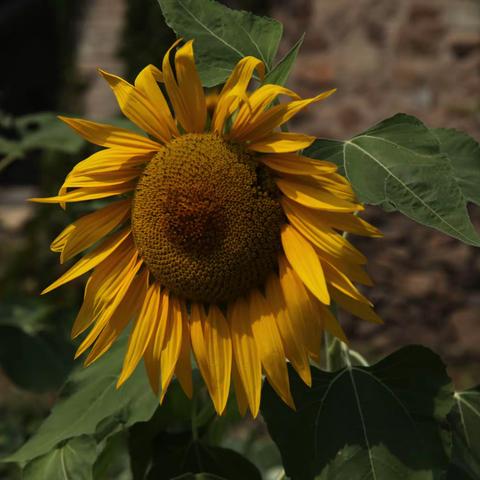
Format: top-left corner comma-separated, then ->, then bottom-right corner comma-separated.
191,388 -> 199,441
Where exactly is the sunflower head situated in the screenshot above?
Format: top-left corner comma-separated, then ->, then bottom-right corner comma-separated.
31,39 -> 382,417
132,132 -> 283,303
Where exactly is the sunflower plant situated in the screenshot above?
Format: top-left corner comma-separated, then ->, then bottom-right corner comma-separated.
4,0 -> 480,479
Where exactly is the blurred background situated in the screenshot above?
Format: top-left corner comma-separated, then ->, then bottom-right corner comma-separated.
0,0 -> 479,477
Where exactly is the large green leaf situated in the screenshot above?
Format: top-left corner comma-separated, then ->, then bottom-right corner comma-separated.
306,114 -> 480,246
158,0 -> 282,87
447,387 -> 480,479
261,345 -> 454,480
4,336 -> 158,464
146,432 -> 262,480
22,436 -> 97,480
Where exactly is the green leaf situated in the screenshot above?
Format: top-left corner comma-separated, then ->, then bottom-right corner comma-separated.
0,302 -> 74,392
0,325 -> 73,393
432,128 -> 480,205
4,336 -> 158,464
15,113 -> 84,154
306,114 -> 480,246
447,387 -> 480,479
158,0 -> 283,87
261,345 -> 454,480
22,436 -> 97,480
263,34 -> 304,86
147,433 -> 262,480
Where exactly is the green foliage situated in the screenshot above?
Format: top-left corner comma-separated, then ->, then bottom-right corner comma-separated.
146,434 -> 261,480
5,336 -> 157,465
263,34 -> 305,86
261,346 -> 454,480
306,114 -> 480,246
447,387 -> 480,479
22,436 -> 97,480
158,0 -> 283,86
0,302 -> 74,393
0,112 -> 85,172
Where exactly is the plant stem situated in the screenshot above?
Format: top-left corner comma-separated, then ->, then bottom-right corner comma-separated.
324,330 -> 332,371
191,388 -> 199,441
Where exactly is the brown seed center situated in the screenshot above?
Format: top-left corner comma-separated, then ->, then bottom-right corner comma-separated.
131,133 -> 283,304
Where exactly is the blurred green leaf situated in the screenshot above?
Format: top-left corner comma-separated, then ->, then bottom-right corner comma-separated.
306,114 -> 480,247
4,336 -> 157,464
261,345 -> 454,480
0,301 -> 74,392
0,112 -> 85,172
0,325 -> 73,393
22,436 -> 97,480
158,0 -> 283,87
15,113 -> 84,154
263,34 -> 304,86
447,387 -> 480,479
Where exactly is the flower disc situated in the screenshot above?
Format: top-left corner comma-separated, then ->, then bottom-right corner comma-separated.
132,133 -> 283,303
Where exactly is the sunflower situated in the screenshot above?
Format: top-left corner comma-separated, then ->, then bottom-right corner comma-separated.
31,40 -> 382,416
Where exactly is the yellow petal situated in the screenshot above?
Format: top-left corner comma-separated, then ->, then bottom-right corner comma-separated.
190,303 -> 210,386
317,250 -> 372,285
75,257 -> 142,358
143,289 -> 170,394
276,178 -> 361,212
99,69 -> 173,143
232,358 -> 248,416
42,228 -> 131,295
322,260 -> 372,305
213,56 -> 265,133
60,199 -> 131,263
312,211 -> 382,237
174,41 -> 207,133
30,182 -> 136,204
50,224 -> 75,252
278,256 -> 322,363
117,282 -> 162,387
58,116 -> 162,150
71,238 -> 137,338
260,153 -> 337,176
281,224 -> 330,305
312,172 -> 356,202
159,295 -> 184,402
331,287 -> 382,324
249,290 -> 294,409
230,84 -> 299,138
282,198 -> 366,265
235,89 -> 336,142
162,40 -> 206,133
83,268 -> 149,366
249,132 -> 315,153
174,300 -> 193,398
265,274 -> 311,386
134,64 -> 178,138
203,305 -> 232,415
315,298 -> 349,344
69,148 -> 152,176
228,297 -> 262,418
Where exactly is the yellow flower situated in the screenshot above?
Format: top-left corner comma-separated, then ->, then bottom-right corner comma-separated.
31,40 -> 382,416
